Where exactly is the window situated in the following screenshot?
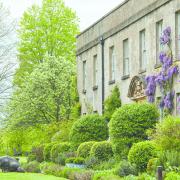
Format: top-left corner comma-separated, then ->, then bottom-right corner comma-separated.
140,29 -> 146,70
176,11 -> 180,59
93,55 -> 98,86
176,93 -> 180,116
83,61 -> 86,91
123,39 -> 129,76
109,46 -> 115,81
156,20 -> 163,63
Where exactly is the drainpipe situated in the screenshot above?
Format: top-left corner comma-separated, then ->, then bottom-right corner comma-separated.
100,36 -> 105,114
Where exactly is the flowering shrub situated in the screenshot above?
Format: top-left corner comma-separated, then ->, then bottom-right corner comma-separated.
145,27 -> 179,114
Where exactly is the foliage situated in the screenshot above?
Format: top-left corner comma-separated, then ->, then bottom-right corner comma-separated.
44,143 -> 55,161
128,141 -> 157,172
109,103 -> 159,159
146,158 -> 159,175
65,157 -> 85,164
158,150 -> 180,171
152,116 -> 180,151
73,157 -> 85,164
92,170 -> 119,180
51,120 -> 76,143
50,142 -> 71,163
69,115 -> 108,146
92,158 -> 117,170
8,56 -> 76,126
85,157 -> 99,169
40,162 -> 63,176
65,157 -> 76,164
145,27 -> 179,115
54,151 -> 77,166
77,141 -> 96,158
115,160 -> 137,177
22,161 -> 41,173
15,0 -> 79,86
29,145 -> 44,163
165,172 -> 180,180
1,122 -> 60,155
104,85 -> 121,120
90,141 -> 113,162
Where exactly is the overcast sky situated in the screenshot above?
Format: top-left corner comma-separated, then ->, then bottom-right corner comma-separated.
4,0 -> 125,31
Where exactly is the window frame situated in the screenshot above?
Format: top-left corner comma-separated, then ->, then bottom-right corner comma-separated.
123,39 -> 129,76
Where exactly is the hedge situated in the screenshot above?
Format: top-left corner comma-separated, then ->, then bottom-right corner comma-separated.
69,114 -> 108,145
90,141 -> 113,161
50,142 -> 71,162
128,141 -> 157,172
109,103 -> 159,159
77,141 -> 96,158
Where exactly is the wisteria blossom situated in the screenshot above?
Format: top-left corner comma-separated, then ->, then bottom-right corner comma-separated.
145,27 -> 179,114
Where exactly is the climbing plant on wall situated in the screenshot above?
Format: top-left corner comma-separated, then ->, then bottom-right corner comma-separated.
145,27 -> 179,117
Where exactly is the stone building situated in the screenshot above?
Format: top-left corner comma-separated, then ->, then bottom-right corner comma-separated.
76,0 -> 180,115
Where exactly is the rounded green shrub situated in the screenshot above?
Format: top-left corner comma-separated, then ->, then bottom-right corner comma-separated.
90,141 -> 113,161
77,141 -> 96,158
43,143 -> 55,161
51,142 -> 71,162
69,114 -> 108,145
109,103 -> 159,159
128,141 -> 157,172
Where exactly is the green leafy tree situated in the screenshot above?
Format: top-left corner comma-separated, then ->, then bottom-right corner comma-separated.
8,55 -> 76,126
104,85 -> 121,120
15,0 -> 79,85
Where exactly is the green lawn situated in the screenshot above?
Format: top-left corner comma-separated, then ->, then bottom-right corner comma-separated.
0,173 -> 67,180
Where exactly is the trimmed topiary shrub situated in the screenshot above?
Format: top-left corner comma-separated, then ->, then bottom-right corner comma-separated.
128,141 -> 157,172
77,141 -> 96,158
69,114 -> 108,146
51,142 -> 71,163
43,143 -> 55,161
90,141 -> 113,162
109,103 -> 159,159
104,85 -> 121,121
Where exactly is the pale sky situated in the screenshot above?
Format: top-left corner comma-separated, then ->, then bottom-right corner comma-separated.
4,0 -> 125,31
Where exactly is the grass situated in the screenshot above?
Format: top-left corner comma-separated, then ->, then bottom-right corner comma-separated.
0,172 -> 67,180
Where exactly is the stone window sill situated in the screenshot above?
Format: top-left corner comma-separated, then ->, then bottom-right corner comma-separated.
108,80 -> 115,85
121,75 -> 130,80
93,85 -> 98,91
154,63 -> 161,69
139,69 -> 146,74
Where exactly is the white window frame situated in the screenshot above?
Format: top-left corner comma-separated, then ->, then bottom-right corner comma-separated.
156,20 -> 163,63
109,46 -> 115,81
83,61 -> 86,90
140,29 -> 147,70
176,11 -> 180,59
123,39 -> 129,76
93,55 -> 98,86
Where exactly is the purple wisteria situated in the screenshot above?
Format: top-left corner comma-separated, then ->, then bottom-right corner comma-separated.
145,27 -> 179,114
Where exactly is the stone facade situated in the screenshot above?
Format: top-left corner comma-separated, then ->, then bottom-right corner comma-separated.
76,0 -> 180,115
